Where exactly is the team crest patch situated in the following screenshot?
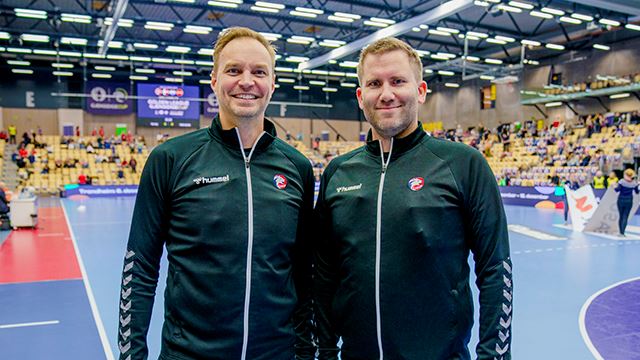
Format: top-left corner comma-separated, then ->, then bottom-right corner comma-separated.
273,174 -> 288,189
408,177 -> 424,191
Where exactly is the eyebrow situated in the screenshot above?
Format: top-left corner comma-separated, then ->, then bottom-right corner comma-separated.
223,61 -> 270,70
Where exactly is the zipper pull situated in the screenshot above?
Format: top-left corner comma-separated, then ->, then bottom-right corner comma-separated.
382,163 -> 387,173
245,159 -> 250,169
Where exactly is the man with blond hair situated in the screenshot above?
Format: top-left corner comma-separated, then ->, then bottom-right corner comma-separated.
118,27 -> 315,359
313,37 -> 512,359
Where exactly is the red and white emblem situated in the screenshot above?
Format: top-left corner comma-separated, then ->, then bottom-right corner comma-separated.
408,177 -> 424,191
273,174 -> 288,189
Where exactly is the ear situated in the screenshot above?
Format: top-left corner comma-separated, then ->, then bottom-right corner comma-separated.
356,87 -> 364,110
271,73 -> 276,94
210,71 -> 216,91
417,80 -> 427,104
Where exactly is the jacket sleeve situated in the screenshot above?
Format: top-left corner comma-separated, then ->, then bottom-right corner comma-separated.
312,170 -> 340,360
292,161 -> 317,360
118,146 -> 173,360
459,149 -> 512,360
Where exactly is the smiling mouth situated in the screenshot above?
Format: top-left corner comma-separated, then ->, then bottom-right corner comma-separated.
233,94 -> 258,100
377,105 -> 401,110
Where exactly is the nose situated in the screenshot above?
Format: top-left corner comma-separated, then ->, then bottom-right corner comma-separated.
379,83 -> 395,103
238,71 -> 254,88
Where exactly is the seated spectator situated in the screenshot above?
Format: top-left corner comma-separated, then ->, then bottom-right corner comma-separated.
129,158 -> 137,173
78,174 -> 87,185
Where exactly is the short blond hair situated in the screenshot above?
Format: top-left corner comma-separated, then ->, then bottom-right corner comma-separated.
357,37 -> 423,84
624,168 -> 636,178
212,27 -> 277,75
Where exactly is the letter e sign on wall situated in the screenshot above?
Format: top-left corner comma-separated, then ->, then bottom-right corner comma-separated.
25,91 -> 35,108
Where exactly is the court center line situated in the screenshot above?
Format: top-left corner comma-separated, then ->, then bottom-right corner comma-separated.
0,320 -> 60,329
61,203 -> 115,360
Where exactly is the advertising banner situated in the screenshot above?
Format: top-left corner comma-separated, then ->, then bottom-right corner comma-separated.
136,83 -> 200,128
64,185 -> 138,197
85,81 -> 133,115
202,86 -> 219,118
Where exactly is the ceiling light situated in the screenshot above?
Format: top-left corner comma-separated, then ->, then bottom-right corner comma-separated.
7,60 -> 30,66
545,101 -> 563,107
34,49 -> 57,55
107,54 -> 128,60
184,25 -> 213,34
610,93 -> 630,99
95,66 -> 115,71
144,21 -> 174,31
199,79 -> 211,84
286,56 -> 309,63
559,16 -> 581,25
196,60 -> 214,66
14,8 -> 47,19
521,39 -> 541,46
495,35 -> 516,42
474,1 -> 490,6
295,7 -> 323,14
424,69 -> 434,74
508,1 -> 533,9
412,27 -> 421,32
165,77 -> 184,83
625,24 -> 640,31
487,38 -> 507,45
259,32 -> 282,41
166,46 -> 191,53
322,87 -> 338,92
7,48 -> 32,54
599,18 -> 621,27
429,29 -> 451,36
255,1 -> 285,9
541,7 -> 565,16
175,59 -> 195,65
571,13 -> 594,22
104,17 -> 134,27
21,34 -> 49,43
339,61 -> 359,68
437,27 -> 459,34
445,83 -> 460,88
61,13 -> 92,23
480,75 -> 495,80
52,63 -> 74,68
59,51 -> 82,57
275,67 -> 294,72
593,44 -> 610,51
153,58 -> 173,63
328,15 -> 354,23
290,10 -> 317,18
208,0 -> 239,8
12,69 -> 34,74
61,37 -> 88,46
530,11 -> 553,19
293,85 -> 310,90
364,20 -> 389,28
545,43 -> 565,50
334,12 -> 360,19
250,6 -> 279,13
463,56 -> 480,61
309,80 -> 326,86
134,42 -> 158,49
438,70 -> 455,76
92,73 -> 112,79
135,68 -> 156,74
485,58 -> 503,64
130,56 -> 152,62
340,82 -> 357,88
0,31 -> 9,40
278,78 -> 295,83
467,31 -> 489,38
97,40 -> 123,48
53,71 -> 73,76
173,71 -> 192,76
498,4 -> 522,13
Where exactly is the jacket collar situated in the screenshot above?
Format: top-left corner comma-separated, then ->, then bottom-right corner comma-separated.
208,115 -> 277,153
365,122 -> 427,158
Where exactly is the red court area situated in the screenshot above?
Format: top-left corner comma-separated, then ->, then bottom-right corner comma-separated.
0,207 -> 81,284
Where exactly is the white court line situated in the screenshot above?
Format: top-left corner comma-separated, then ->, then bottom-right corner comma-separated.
61,203 -> 115,360
0,320 -> 60,329
583,232 -> 640,240
579,276 -> 640,360
508,224 -> 567,240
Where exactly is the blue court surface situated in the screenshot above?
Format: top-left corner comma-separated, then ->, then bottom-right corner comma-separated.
2,197 -> 639,359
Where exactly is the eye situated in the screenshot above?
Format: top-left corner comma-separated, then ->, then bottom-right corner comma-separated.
254,69 -> 268,76
393,78 -> 406,85
226,68 -> 240,74
367,80 -> 380,87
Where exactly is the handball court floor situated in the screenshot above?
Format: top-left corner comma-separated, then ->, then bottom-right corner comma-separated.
0,197 -> 639,360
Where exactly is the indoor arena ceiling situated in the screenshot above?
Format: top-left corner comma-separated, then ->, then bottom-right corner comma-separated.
1,0 -> 640,85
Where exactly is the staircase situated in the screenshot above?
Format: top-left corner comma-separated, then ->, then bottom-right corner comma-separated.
2,143 -> 20,192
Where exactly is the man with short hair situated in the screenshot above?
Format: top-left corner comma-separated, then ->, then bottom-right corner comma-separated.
118,27 -> 315,360
313,37 -> 512,359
